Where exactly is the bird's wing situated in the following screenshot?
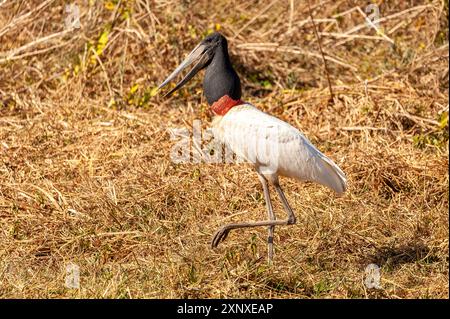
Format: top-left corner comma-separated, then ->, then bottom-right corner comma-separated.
214,103 -> 347,194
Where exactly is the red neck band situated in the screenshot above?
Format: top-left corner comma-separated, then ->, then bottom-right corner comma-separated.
210,95 -> 244,116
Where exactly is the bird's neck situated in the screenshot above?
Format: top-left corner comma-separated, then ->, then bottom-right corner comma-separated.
203,44 -> 242,107
210,95 -> 244,116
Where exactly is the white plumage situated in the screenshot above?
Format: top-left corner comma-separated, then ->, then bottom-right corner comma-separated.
212,103 -> 347,195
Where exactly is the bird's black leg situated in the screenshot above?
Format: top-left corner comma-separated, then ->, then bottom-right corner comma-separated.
257,173 -> 276,264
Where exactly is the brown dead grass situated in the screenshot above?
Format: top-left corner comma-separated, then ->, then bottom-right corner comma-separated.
0,0 -> 448,298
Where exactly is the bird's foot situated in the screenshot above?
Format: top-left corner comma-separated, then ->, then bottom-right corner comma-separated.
211,226 -> 231,248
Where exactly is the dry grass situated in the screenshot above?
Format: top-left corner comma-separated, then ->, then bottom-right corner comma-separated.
0,0 -> 448,298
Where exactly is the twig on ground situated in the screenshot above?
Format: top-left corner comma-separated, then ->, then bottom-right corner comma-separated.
307,0 -> 334,103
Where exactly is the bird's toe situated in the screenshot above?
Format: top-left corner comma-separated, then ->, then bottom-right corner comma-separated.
211,226 -> 230,248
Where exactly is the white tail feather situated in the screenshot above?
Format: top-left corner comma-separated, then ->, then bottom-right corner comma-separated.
314,154 -> 347,195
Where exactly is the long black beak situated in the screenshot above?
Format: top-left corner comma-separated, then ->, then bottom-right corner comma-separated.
158,42 -> 210,97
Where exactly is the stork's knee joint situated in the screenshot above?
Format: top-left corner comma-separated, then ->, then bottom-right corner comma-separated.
287,216 -> 296,225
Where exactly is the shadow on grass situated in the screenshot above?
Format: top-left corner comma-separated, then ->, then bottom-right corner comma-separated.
365,242 -> 441,271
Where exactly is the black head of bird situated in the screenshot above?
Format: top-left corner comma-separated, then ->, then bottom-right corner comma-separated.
158,32 -> 241,105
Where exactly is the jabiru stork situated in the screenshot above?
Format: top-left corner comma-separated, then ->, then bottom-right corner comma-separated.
158,32 -> 347,262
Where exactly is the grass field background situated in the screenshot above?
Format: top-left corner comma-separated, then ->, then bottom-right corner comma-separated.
0,0 -> 448,298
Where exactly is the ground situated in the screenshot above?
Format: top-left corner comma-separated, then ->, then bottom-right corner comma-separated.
0,0 -> 448,298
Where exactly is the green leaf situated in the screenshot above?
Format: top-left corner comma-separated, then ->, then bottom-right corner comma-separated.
129,83 -> 139,95
96,30 -> 109,55
438,111 -> 448,129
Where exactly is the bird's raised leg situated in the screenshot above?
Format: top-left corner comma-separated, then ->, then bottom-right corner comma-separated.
211,181 -> 296,250
274,182 -> 297,225
257,173 -> 276,264
211,219 -> 293,249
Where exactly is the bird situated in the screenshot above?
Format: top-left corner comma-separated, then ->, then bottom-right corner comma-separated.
158,32 -> 347,262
